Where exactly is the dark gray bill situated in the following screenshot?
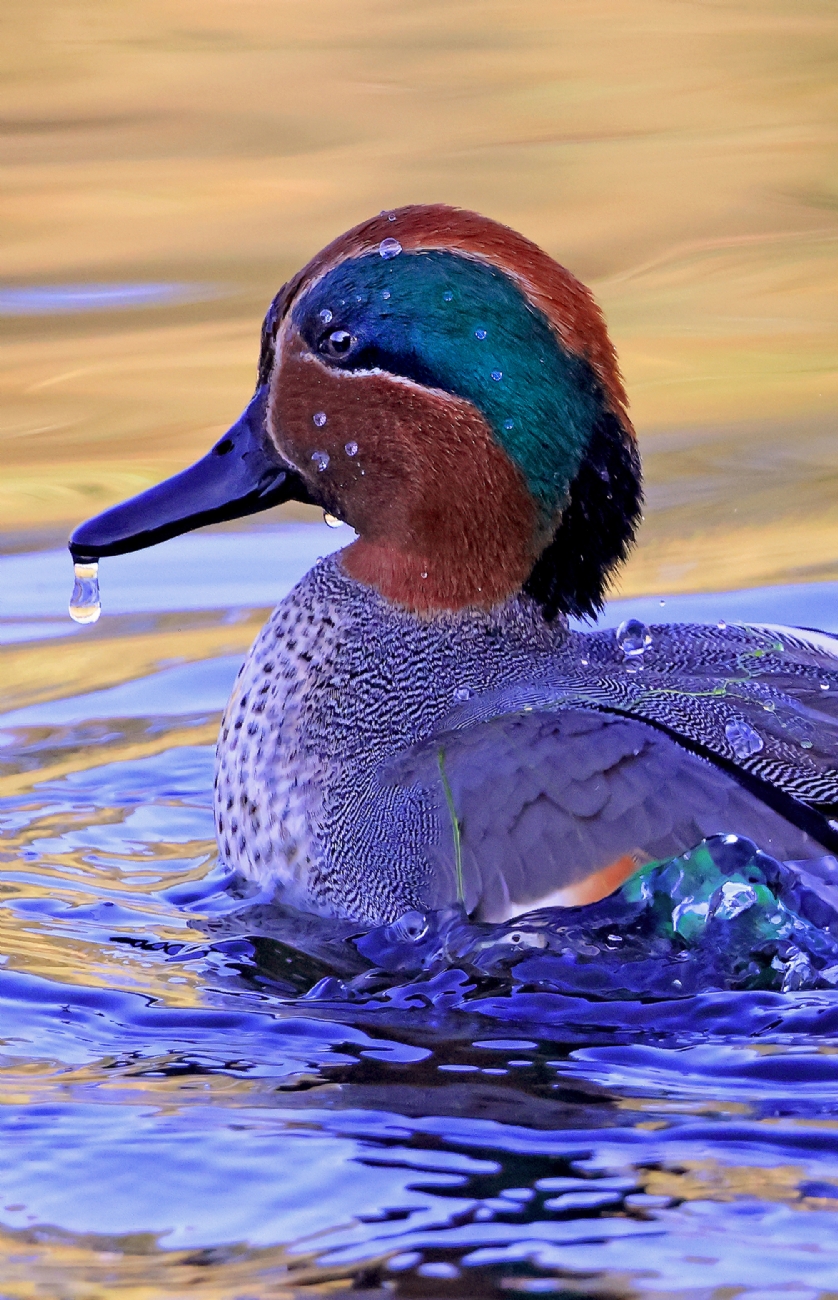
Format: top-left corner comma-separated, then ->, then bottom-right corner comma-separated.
69,386 -> 312,561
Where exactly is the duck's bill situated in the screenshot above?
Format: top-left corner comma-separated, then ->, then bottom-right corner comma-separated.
69,386 -> 313,561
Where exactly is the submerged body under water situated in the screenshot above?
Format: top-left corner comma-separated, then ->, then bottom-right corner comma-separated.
3,524 -> 838,1297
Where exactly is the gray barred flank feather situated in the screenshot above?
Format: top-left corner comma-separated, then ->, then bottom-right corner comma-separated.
214,553 -> 572,920
214,553 -> 838,924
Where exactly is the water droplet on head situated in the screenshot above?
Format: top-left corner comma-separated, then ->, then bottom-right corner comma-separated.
490,370 -> 503,382
318,308 -> 333,325
475,328 -> 487,340
454,686 -> 472,702
420,571 -> 428,579
616,618 -> 652,660
379,237 -> 402,260
388,212 -> 397,222
443,290 -> 453,302
323,512 -> 343,528
821,682 -> 830,691
801,739 -> 814,749
717,619 -> 727,630
311,450 -> 330,472
503,419 -> 514,431
381,289 -> 391,300
312,411 -> 327,428
659,599 -> 666,607
69,560 -> 101,625
724,717 -> 764,759
344,440 -> 358,457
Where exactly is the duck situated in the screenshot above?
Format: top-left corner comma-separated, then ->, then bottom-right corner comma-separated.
70,204 -> 838,925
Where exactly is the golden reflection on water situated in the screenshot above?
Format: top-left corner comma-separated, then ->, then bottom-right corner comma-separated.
0,610 -> 263,715
0,1227 -> 342,1300
0,751 -> 215,1001
2,0 -> 837,595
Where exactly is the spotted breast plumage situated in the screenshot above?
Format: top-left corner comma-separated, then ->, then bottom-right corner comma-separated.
70,204 -> 838,924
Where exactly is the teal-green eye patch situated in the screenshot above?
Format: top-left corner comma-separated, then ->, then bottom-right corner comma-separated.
294,249 -> 605,517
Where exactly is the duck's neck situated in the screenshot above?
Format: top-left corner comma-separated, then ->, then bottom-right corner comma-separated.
337,434 -> 550,614
341,528 -> 541,613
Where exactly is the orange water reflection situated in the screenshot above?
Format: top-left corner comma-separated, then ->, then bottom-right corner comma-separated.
1,0 -> 837,596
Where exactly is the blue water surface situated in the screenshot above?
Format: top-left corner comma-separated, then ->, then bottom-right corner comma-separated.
0,282 -> 221,315
1,520 -> 838,1298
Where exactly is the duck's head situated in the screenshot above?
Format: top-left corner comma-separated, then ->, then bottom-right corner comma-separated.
71,205 -> 641,619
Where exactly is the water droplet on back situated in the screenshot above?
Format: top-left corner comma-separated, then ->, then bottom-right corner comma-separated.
388,910 -> 428,943
69,560 -> 101,625
616,618 -> 652,659
312,411 -> 327,427
503,419 -> 514,431
443,290 -> 453,302
490,370 -> 503,382
717,619 -> 727,630
475,328 -> 487,340
381,289 -> 391,300
724,717 -> 764,758
318,308 -> 333,324
454,686 -> 472,702
344,441 -> 358,457
311,450 -> 330,472
379,237 -> 402,260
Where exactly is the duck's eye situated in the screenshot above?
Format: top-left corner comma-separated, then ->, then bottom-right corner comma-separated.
319,329 -> 355,359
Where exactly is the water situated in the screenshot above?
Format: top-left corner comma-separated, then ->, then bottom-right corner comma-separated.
615,617 -> 652,660
3,1 -> 838,1292
68,559 -> 101,625
3,521 -> 838,1296
725,718 -> 766,760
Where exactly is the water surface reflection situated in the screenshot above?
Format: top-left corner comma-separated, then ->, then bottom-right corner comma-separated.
3,1 -> 838,1292
1,522 -> 838,1296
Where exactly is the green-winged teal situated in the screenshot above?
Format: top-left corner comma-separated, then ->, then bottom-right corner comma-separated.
70,205 -> 838,923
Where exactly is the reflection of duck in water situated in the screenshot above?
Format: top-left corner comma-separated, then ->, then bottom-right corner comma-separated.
71,205 -> 838,924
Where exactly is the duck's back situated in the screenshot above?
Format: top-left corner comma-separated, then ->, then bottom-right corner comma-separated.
215,555 -> 838,923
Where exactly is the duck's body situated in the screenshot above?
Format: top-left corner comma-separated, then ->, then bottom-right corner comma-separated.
69,204 -> 838,924
216,552 -> 838,923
